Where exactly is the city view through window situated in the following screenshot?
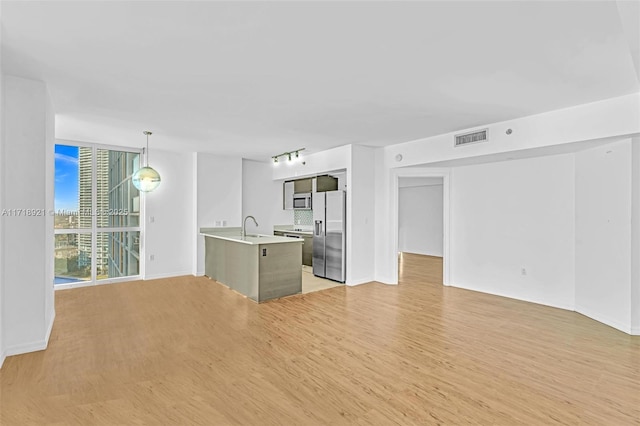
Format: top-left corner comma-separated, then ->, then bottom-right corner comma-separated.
54,144 -> 142,285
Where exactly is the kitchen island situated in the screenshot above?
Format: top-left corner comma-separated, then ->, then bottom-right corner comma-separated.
200,227 -> 303,302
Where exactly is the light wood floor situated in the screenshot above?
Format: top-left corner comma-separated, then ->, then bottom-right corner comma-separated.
1,253 -> 639,425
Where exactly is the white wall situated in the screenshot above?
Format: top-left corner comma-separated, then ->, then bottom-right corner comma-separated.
0,26 -> 4,367
376,93 -> 640,286
192,153 -> 243,275
398,183 -> 443,257
347,145 -> 376,285
242,159 -> 291,235
632,138 -> 640,334
1,75 -> 55,359
450,154 -> 576,310
144,149 -> 193,280
44,79 -> 55,346
373,148 -> 395,284
575,140 -> 633,332
385,93 -> 640,168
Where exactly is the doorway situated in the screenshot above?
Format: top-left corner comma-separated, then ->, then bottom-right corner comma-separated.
391,169 -> 450,286
398,176 -> 444,284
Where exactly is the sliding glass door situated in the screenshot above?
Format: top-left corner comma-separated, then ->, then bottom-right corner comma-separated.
54,143 -> 142,288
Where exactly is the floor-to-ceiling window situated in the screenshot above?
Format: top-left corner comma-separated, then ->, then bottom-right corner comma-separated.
54,143 -> 142,288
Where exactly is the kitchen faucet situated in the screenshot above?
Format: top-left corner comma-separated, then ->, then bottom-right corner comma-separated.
242,215 -> 259,238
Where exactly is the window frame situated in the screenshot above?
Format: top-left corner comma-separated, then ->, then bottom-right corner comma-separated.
53,140 -> 145,289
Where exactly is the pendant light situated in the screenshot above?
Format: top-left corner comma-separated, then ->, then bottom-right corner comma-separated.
132,131 -> 161,192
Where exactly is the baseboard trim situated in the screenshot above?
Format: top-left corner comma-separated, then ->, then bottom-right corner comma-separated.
575,305 -> 632,334
631,326 -> 640,336
4,309 -> 57,359
372,275 -> 398,285
5,338 -> 48,357
45,309 -> 56,345
346,277 -> 375,286
144,271 -> 192,280
0,349 -> 6,369
450,282 -> 575,311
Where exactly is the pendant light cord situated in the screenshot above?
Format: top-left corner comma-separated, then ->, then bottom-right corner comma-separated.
143,131 -> 152,167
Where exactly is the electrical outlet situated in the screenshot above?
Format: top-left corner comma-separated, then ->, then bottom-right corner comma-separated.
149,216 -> 155,223
149,254 -> 155,261
521,267 -> 527,276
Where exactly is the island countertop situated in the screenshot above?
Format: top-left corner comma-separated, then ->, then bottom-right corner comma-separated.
201,227 -> 303,302
200,227 -> 304,245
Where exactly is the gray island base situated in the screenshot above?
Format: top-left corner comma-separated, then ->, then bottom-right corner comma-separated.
200,227 -> 303,302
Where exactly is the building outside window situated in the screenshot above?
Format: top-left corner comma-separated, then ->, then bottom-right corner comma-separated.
54,143 -> 142,288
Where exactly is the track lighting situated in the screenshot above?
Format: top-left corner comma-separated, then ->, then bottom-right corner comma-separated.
272,148 -> 305,165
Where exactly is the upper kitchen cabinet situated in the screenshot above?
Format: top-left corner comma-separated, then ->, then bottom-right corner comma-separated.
294,178 -> 313,193
315,175 -> 338,192
283,181 -> 294,210
283,175 -> 339,210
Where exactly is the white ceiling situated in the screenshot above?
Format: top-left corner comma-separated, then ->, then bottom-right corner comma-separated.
2,1 -> 638,161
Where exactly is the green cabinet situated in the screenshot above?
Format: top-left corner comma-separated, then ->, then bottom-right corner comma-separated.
302,235 -> 313,266
273,231 -> 313,267
283,175 -> 339,210
294,178 -> 313,193
315,175 -> 338,192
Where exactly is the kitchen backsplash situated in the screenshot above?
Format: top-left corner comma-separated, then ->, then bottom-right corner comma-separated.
294,210 -> 313,226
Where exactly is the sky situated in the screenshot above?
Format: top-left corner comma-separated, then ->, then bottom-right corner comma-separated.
54,144 -> 79,212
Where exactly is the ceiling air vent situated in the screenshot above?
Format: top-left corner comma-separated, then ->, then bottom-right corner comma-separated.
454,129 -> 488,147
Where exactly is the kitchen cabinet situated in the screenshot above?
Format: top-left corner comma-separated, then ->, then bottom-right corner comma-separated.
283,181 -> 294,210
302,235 -> 313,266
315,175 -> 338,192
294,178 -> 313,194
273,230 -> 313,266
283,175 -> 338,210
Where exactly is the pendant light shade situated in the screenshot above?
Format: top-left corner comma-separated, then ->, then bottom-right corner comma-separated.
132,131 -> 161,192
132,166 -> 161,192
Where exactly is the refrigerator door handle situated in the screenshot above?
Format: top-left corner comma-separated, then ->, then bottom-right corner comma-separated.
314,220 -> 322,236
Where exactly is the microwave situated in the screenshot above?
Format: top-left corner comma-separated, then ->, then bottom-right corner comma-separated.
293,193 -> 312,210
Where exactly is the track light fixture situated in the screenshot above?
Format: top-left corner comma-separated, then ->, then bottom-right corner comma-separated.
272,148 -> 305,165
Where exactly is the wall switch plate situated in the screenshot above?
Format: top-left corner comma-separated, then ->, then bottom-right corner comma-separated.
262,249 -> 267,256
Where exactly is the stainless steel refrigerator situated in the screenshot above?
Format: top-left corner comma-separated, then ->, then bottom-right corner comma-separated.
313,190 -> 346,282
